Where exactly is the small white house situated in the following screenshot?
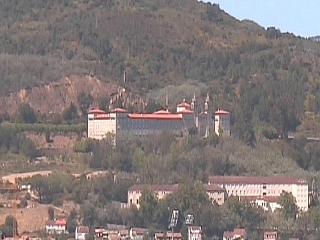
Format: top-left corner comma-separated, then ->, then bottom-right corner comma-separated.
75,226 -> 90,240
46,219 -> 67,235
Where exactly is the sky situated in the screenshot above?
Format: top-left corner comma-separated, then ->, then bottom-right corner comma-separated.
203,0 -> 320,37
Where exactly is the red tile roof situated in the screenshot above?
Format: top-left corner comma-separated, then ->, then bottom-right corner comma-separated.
88,108 -> 106,114
129,184 -> 179,192
209,176 -> 307,185
77,226 -> 90,234
128,113 -> 183,120
154,110 -> 171,114
223,228 -> 247,239
205,184 -> 225,192
177,102 -> 191,108
177,109 -> 194,114
111,108 -> 128,113
215,109 -> 230,115
46,219 -> 67,226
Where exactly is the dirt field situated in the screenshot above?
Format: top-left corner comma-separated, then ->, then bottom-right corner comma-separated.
0,205 -> 49,234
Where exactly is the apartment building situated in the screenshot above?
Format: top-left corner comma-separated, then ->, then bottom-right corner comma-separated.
208,176 -> 308,211
127,184 -> 225,209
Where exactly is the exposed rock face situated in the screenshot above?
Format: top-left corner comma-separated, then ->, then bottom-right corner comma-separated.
0,74 -> 118,116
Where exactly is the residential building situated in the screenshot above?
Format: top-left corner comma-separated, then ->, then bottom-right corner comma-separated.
206,184 -> 225,206
46,219 -> 67,235
155,232 -> 183,240
264,231 -> 278,240
223,228 -> 247,240
94,225 -> 128,240
188,226 -> 202,240
242,196 -> 281,212
214,109 -> 230,137
129,228 -> 148,240
209,176 -> 308,211
75,226 -> 90,240
128,184 -> 225,209
128,184 -> 179,209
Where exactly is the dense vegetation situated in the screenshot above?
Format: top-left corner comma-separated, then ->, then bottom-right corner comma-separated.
1,0 -> 320,239
0,0 -> 320,139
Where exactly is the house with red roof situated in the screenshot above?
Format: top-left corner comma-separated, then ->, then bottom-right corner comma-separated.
45,219 -> 67,235
223,228 -> 247,240
75,226 -> 90,240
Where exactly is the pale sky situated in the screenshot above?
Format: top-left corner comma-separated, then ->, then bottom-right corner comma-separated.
202,0 -> 320,37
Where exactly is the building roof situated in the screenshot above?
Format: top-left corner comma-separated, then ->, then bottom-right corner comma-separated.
205,184 -> 225,192
88,108 -> 106,114
177,101 -> 191,108
129,184 -> 179,192
130,228 -> 148,235
155,232 -> 182,238
177,109 -> 194,114
154,110 -> 171,114
215,109 -> 230,115
76,226 -> 90,234
128,113 -> 183,120
209,176 -> 307,185
223,228 -> 247,239
46,219 -> 67,226
111,108 -> 128,113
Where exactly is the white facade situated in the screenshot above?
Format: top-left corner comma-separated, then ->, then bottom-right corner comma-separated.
128,184 -> 225,209
214,109 -> 230,137
188,226 -> 202,240
75,226 -> 89,240
209,176 -> 308,211
87,109 -> 117,140
46,220 -> 67,235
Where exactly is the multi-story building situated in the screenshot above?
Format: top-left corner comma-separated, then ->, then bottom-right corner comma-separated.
127,184 -> 225,209
88,98 -> 230,140
128,184 -> 179,209
188,226 -> 202,240
208,176 -> 309,211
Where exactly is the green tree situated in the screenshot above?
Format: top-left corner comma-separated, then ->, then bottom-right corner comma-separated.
62,103 -> 79,123
67,209 -> 77,233
279,192 -> 298,220
139,189 -> 158,225
48,207 -> 55,220
2,215 -> 18,237
78,92 -> 93,116
16,103 -> 37,123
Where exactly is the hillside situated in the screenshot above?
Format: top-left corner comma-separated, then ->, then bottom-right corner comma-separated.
1,0 -> 320,137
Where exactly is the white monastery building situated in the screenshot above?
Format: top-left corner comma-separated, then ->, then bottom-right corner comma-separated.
209,176 -> 309,211
87,97 -> 231,140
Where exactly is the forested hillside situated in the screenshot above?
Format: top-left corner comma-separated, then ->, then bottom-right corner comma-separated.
1,0 -> 320,140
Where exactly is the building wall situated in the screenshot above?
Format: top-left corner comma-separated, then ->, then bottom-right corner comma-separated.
128,188 -> 224,208
214,115 -> 230,137
214,183 -> 308,211
207,191 -> 225,205
128,190 -> 142,208
87,117 -> 116,140
128,190 -> 175,209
